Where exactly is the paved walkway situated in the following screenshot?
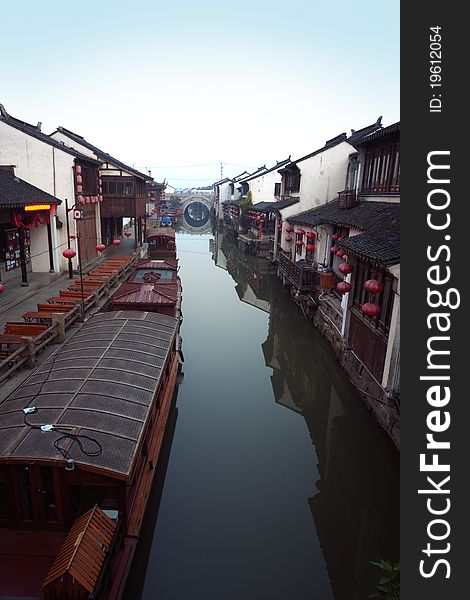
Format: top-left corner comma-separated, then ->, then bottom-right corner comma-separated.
0,238 -> 138,320
0,236 -> 144,399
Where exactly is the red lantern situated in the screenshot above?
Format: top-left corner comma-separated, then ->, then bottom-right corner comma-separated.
297,228 -> 305,235
0,283 -> 4,295
305,244 -> 314,252
306,232 -> 315,240
63,248 -> 76,259
336,249 -> 345,258
75,174 -> 83,184
362,303 -> 381,317
75,165 -> 82,174
337,281 -> 352,294
124,231 -> 132,238
364,279 -> 384,294
286,226 -> 294,233
295,240 -> 303,246
285,236 -> 293,242
332,233 -> 340,241
331,246 -> 338,254
75,185 -> 83,194
112,239 -> 121,247
96,244 -> 106,252
338,262 -> 354,275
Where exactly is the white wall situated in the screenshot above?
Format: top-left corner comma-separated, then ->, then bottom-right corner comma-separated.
247,169 -> 282,205
50,131 -> 96,158
295,141 -> 354,213
214,182 -> 232,220
0,121 -> 78,273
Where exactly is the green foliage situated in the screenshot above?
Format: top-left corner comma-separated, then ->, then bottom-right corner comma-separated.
239,191 -> 253,215
369,559 -> 400,600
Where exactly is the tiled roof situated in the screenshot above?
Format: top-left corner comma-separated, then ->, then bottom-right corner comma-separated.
354,122 -> 400,146
288,199 -> 400,266
269,197 -> 300,211
288,199 -> 399,230
347,116 -> 383,145
0,168 -> 61,208
336,227 -> 400,266
241,158 -> 291,182
250,196 -> 300,213
288,118 -> 383,166
53,126 -> 150,180
0,105 -> 101,165
251,201 -> 274,211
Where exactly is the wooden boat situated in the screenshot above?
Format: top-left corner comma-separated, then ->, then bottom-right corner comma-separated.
146,226 -> 176,260
106,259 -> 182,319
0,311 -> 181,600
0,238 -> 183,600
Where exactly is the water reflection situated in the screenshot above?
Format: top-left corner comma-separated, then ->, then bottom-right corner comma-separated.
175,209 -> 212,235
138,230 -> 398,600
214,231 -> 399,599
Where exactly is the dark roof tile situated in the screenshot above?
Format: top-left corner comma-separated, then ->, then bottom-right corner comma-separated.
0,168 -> 61,208
54,126 -> 150,180
0,105 -> 101,165
288,199 -> 400,265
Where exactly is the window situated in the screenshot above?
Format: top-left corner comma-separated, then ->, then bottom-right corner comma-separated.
352,261 -> 396,334
274,182 -> 281,197
81,166 -> 98,195
361,142 -> 400,195
284,167 -> 300,194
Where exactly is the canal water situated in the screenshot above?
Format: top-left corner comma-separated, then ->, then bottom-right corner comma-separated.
131,230 -> 399,600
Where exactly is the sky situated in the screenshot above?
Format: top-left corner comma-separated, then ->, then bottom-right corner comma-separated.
1,0 -> 399,189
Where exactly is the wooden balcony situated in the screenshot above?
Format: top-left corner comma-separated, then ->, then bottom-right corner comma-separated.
338,189 -> 357,209
278,252 -> 318,291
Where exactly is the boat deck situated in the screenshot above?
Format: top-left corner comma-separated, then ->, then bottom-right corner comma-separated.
0,530 -> 65,599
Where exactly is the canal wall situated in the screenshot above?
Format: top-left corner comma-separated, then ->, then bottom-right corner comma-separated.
291,289 -> 400,449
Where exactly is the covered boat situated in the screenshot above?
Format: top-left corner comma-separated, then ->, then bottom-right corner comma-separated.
0,311 -> 181,599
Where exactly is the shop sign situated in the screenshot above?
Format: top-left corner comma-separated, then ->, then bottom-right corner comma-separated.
12,211 -> 51,228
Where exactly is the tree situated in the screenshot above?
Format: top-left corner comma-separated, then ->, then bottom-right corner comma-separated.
239,191 -> 253,232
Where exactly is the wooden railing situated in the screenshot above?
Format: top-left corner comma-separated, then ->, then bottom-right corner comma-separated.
278,252 -> 318,291
0,253 -> 138,385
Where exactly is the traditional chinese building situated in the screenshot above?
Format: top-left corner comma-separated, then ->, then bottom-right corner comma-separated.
50,127 -> 163,248
277,122 -> 400,444
0,167 -> 61,285
0,105 -> 103,275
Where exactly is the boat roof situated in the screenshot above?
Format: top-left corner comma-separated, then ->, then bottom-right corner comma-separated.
134,258 -> 178,270
146,227 -> 175,239
0,311 -> 177,480
110,282 -> 178,306
42,505 -> 116,594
